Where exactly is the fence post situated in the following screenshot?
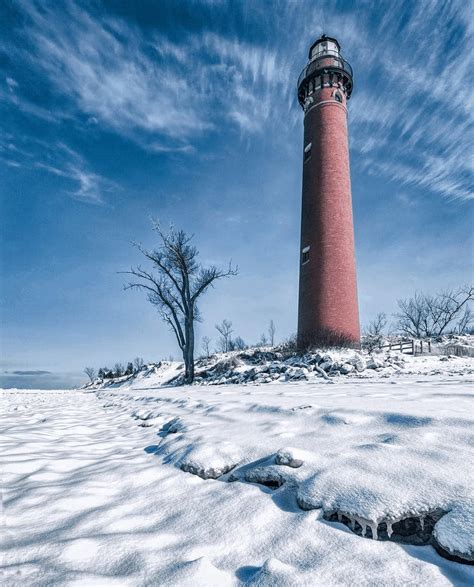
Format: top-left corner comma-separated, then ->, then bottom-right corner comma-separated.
428,340 -> 431,353
412,340 -> 415,355
421,341 -> 423,354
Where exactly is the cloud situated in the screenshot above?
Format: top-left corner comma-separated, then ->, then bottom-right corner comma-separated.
34,143 -> 111,204
5,0 -> 473,201
346,0 -> 473,201
1,134 -> 111,204
10,370 -> 51,375
9,1 -> 294,144
9,3 -> 207,142
6,76 -> 18,91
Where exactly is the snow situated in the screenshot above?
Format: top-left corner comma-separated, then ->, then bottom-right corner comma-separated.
2,361 -> 474,585
87,345 -> 474,391
178,441 -> 244,479
433,503 -> 474,562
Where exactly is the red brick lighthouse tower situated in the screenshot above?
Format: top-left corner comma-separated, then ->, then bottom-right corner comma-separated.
297,35 -> 360,349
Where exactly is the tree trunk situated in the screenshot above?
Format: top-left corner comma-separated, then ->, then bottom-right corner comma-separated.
183,319 -> 195,385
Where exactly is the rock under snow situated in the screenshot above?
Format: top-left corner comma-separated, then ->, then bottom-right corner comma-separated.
275,447 -> 305,468
179,441 -> 243,479
433,502 -> 474,563
244,465 -> 287,489
339,363 -> 355,375
285,367 -> 308,381
367,356 -> 385,369
348,353 -> 366,372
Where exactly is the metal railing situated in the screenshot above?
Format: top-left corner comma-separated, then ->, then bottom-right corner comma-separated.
297,54 -> 353,89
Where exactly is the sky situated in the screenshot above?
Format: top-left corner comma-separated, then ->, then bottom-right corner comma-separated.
1,0 -> 473,389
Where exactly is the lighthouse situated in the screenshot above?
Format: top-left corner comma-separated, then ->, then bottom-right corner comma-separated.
296,35 -> 360,349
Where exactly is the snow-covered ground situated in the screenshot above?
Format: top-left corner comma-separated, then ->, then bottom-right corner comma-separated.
2,363 -> 473,585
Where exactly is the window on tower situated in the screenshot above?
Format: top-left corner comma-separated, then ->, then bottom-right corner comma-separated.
334,91 -> 343,103
304,142 -> 312,162
302,246 -> 310,264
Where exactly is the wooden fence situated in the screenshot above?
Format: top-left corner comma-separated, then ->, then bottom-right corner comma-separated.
380,340 -> 432,355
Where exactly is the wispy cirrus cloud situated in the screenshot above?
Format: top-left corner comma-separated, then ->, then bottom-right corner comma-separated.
345,0 -> 473,201
3,0 -> 472,201
10,1 -> 290,146
17,3 -> 207,142
10,370 -> 51,375
0,132 -> 111,204
281,0 -> 473,201
34,143 -> 113,204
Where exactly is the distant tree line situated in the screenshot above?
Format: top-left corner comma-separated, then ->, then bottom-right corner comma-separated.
83,357 -> 145,383
199,319 -> 277,358
363,285 -> 473,351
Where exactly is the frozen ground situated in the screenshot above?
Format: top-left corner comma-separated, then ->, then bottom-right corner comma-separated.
1,370 -> 473,585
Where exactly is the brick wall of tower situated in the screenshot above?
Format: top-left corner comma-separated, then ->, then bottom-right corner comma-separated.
297,86 -> 360,348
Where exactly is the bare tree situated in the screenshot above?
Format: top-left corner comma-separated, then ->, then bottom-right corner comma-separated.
233,336 -> 247,350
114,363 -> 124,377
215,319 -> 234,353
362,312 -> 387,352
84,367 -> 96,383
122,222 -> 237,383
395,292 -> 426,338
268,319 -> 276,347
259,333 -> 268,347
201,336 -> 212,358
133,357 -> 145,373
395,286 -> 473,338
456,307 -> 472,334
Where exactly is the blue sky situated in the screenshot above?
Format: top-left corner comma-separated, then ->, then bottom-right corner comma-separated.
1,0 -> 472,388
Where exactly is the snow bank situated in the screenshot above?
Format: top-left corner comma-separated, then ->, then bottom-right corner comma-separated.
247,558 -> 302,586
86,343 -> 474,393
90,365 -> 474,567
152,557 -> 233,586
433,502 -> 474,562
179,441 -> 244,479
3,369 -> 474,585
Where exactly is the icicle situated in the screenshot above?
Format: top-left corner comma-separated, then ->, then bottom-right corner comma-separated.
386,521 -> 393,538
337,512 -> 342,522
350,517 -> 356,530
420,516 -> 425,531
361,523 -> 367,537
369,521 -> 378,540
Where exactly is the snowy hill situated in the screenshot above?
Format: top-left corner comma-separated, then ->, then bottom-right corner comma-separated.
86,340 -> 474,391
2,345 -> 473,585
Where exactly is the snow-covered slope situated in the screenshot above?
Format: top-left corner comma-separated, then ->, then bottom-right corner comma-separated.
87,345 -> 474,392
2,367 -> 473,585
